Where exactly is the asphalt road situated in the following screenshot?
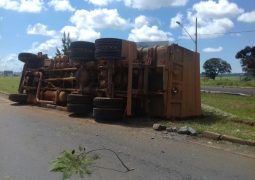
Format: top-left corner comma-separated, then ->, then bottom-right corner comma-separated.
0,95 -> 255,180
201,86 -> 255,96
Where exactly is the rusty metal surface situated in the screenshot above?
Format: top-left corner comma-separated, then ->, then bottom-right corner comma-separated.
16,39 -> 201,119
45,77 -> 76,82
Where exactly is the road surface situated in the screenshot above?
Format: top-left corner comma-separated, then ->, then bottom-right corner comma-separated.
201,86 -> 255,96
0,95 -> 254,180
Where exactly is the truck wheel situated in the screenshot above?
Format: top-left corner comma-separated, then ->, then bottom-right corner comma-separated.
70,41 -> 95,62
93,97 -> 125,109
18,52 -> 43,69
95,38 -> 122,60
18,53 -> 38,63
67,94 -> 93,104
93,97 -> 125,121
70,41 -> 95,49
67,104 -> 92,115
9,94 -> 28,104
93,108 -> 124,121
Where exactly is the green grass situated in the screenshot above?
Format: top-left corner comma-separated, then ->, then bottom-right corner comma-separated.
202,93 -> 255,121
201,76 -> 255,87
165,93 -> 255,141
0,76 -> 20,94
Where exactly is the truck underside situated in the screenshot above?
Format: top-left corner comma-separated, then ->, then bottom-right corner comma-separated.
9,38 -> 201,120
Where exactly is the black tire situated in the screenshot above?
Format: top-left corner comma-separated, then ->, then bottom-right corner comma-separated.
67,94 -> 93,105
67,104 -> 92,114
18,53 -> 38,63
93,108 -> 124,121
18,52 -> 43,69
93,97 -> 125,109
95,38 -> 122,60
70,41 -> 95,62
70,41 -> 95,49
9,94 -> 28,103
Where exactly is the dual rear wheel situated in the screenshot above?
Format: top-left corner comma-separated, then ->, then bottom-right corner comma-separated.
93,97 -> 125,121
67,94 -> 93,115
67,94 -> 125,121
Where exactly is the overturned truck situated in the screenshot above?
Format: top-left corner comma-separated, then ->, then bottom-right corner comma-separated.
9,38 -> 201,120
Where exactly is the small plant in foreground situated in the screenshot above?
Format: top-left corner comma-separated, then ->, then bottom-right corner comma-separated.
49,146 -> 99,180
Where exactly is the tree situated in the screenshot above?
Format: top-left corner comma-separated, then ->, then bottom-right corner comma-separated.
235,46 -> 255,76
56,32 -> 71,56
203,58 -> 231,80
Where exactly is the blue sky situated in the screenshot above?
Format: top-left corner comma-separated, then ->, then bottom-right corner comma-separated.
0,0 -> 254,72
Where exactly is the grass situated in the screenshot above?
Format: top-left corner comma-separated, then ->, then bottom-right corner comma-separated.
201,76 -> 255,87
0,76 -> 20,94
202,93 -> 255,121
165,93 -> 255,141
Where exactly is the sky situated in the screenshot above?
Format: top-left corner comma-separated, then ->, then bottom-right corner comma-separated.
0,0 -> 254,73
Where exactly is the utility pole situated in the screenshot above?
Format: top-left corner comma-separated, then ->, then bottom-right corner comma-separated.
195,17 -> 197,53
176,17 -> 198,53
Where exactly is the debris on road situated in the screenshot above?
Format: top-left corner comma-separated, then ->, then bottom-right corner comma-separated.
166,126 -> 177,132
152,123 -> 167,131
176,126 -> 197,136
154,125 -> 197,136
187,127 -> 197,136
177,126 -> 189,134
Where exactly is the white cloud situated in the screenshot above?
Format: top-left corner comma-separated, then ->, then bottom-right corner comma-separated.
77,29 -> 101,41
86,0 -> 114,6
0,1 -> 19,11
0,53 -> 24,72
128,15 -> 173,42
170,13 -> 183,28
238,10 -> 255,23
0,0 -> 44,13
192,0 -> 243,19
203,46 -> 223,53
30,37 -> 61,53
187,18 -> 234,39
18,0 -> 44,13
27,23 -> 56,37
30,26 -> 100,56
48,0 -> 75,12
176,0 -> 243,39
60,26 -> 79,39
122,0 -> 188,9
29,8 -> 111,54
60,26 -> 100,42
85,0 -> 187,9
134,15 -> 148,28
70,8 -> 129,30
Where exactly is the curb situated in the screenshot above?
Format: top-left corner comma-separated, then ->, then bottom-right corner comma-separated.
202,131 -> 221,140
202,131 -> 255,146
202,85 -> 255,89
201,90 -> 251,97
0,91 -> 9,97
